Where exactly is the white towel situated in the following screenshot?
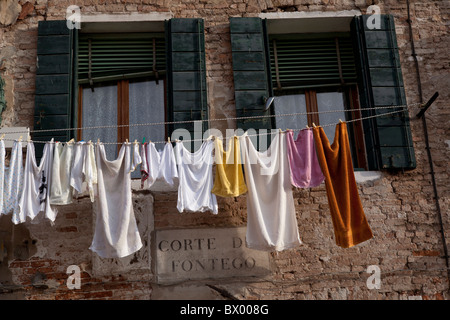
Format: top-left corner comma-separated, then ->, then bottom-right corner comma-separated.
70,141 -> 97,202
50,142 -> 75,205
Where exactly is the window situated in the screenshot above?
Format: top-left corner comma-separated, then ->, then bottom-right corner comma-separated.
268,33 -> 366,169
229,15 -> 416,171
76,33 -> 166,157
33,18 -> 208,158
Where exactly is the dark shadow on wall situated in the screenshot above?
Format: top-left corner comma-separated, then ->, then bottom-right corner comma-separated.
0,214 -> 38,299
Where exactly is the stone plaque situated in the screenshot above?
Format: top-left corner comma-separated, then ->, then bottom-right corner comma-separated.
155,227 -> 271,283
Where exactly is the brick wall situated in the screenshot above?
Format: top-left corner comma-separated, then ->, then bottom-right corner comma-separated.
0,0 -> 448,300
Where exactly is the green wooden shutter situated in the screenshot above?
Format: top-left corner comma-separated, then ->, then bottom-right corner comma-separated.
166,18 -> 207,151
352,14 -> 416,170
230,17 -> 273,150
34,20 -> 74,156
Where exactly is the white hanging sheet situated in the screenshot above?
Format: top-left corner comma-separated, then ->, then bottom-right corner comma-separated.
239,131 -> 302,251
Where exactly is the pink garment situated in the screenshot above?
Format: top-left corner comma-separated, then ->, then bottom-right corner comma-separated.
286,128 -> 325,188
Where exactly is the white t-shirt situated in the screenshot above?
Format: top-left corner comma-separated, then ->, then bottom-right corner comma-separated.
140,142 -> 178,188
239,131 -> 302,251
175,139 -> 217,214
89,142 -> 142,258
15,140 -> 57,225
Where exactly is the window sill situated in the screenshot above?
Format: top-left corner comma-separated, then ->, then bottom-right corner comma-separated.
354,171 -> 382,184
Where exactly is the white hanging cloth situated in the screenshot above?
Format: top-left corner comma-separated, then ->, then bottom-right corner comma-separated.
15,140 -> 57,225
239,131 -> 302,251
2,140 -> 24,217
140,141 -> 178,188
89,142 -> 142,258
50,141 -> 75,205
0,140 -> 5,214
69,141 -> 97,202
175,139 -> 218,214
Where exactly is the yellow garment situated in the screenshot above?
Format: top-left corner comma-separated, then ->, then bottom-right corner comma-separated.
313,123 -> 373,248
212,136 -> 248,197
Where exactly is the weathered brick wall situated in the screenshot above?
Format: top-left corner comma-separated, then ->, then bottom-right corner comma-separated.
0,0 -> 448,300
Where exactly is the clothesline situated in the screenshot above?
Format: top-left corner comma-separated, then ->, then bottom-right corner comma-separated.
0,107 -> 411,145
1,103 -> 417,136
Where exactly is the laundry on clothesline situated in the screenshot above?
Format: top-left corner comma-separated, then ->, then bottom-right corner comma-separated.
313,122 -> 373,248
140,141 -> 178,189
89,142 -> 142,259
0,121 -> 374,258
175,138 -> 218,215
240,130 -> 302,251
211,136 -> 247,198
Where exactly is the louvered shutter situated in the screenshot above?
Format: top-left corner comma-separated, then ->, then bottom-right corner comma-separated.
230,17 -> 273,150
34,20 -> 74,156
77,33 -> 166,84
352,14 -> 416,170
166,18 -> 207,151
268,34 -> 357,89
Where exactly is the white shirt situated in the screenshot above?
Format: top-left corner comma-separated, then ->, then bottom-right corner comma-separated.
140,142 -> 178,188
175,139 -> 217,214
239,132 -> 302,251
89,142 -> 142,258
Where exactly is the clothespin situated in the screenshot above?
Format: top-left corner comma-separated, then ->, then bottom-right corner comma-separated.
125,139 -> 129,144
68,138 -> 75,145
168,137 -> 171,143
88,140 -> 92,145
133,139 -> 138,145
142,137 -> 146,144
312,123 -> 317,128
0,134 -> 4,140
97,138 -> 100,144
339,119 -> 344,123
305,125 -> 309,129
18,136 -> 22,142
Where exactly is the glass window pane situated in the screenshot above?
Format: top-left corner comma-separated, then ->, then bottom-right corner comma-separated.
129,80 -> 165,150
317,92 -> 346,143
82,84 -> 118,158
129,80 -> 165,178
274,94 -> 308,139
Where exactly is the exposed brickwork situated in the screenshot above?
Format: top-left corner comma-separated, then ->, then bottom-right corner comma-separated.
0,0 -> 448,300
